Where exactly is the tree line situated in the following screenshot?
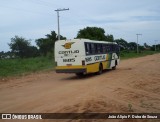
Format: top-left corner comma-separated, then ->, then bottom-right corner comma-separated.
1,27 -> 159,59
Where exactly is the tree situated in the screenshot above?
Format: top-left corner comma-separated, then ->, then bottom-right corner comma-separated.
115,38 -> 128,50
36,31 -> 66,56
0,51 -> 4,59
36,38 -> 53,56
8,36 -> 39,58
128,42 -> 137,50
9,36 -> 30,58
105,34 -> 114,42
139,46 -> 145,52
26,46 -> 39,57
45,31 -> 57,41
151,44 -> 160,51
76,27 -> 107,41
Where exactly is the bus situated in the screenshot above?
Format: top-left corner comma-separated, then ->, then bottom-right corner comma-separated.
55,39 -> 120,75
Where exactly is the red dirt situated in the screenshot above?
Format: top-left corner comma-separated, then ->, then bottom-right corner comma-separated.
0,54 -> 160,122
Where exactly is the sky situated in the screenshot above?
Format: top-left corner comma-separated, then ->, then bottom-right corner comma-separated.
0,0 -> 160,52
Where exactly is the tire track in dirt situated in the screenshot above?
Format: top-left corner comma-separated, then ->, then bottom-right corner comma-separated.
0,54 -> 160,122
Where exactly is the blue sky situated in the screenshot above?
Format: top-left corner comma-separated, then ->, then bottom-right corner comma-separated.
0,0 -> 160,51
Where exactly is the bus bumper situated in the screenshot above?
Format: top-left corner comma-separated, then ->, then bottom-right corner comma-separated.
55,66 -> 86,73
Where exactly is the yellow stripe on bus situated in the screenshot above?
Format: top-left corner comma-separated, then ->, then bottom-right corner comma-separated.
55,64 -> 99,73
56,65 -> 86,70
55,60 -> 112,74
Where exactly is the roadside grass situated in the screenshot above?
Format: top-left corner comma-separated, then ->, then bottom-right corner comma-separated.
120,50 -> 160,60
0,50 -> 159,78
0,57 -> 55,77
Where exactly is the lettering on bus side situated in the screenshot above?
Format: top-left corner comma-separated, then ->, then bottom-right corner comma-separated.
63,58 -> 75,62
85,57 -> 92,62
59,50 -> 79,54
94,55 -> 106,61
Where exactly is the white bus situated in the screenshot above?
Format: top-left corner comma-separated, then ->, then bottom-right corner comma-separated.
55,39 -> 120,75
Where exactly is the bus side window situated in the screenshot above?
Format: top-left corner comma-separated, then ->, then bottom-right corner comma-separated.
102,44 -> 106,53
118,45 -> 120,52
114,45 -> 117,52
85,43 -> 92,55
114,45 -> 116,52
111,44 -> 115,52
85,43 -> 88,54
106,44 -> 110,52
104,45 -> 107,53
116,45 -> 120,53
110,44 -> 113,52
85,43 -> 89,55
100,44 -> 103,53
89,43 -> 92,54
91,43 -> 95,54
97,44 -> 102,53
95,44 -> 98,54
112,45 -> 115,52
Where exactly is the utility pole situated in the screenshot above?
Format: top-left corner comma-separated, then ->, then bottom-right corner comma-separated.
136,34 -> 142,53
55,8 -> 69,40
155,40 -> 157,51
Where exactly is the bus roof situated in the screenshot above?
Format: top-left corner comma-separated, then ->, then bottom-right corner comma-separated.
55,39 -> 117,45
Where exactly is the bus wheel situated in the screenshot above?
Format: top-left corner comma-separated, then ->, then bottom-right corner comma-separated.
112,66 -> 116,70
76,73 -> 84,77
97,63 -> 103,75
112,60 -> 117,70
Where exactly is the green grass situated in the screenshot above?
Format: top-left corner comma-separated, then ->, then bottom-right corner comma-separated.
120,50 -> 160,60
0,57 -> 55,77
0,50 -> 159,78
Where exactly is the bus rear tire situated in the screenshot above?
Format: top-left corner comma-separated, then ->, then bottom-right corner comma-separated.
76,73 -> 84,77
97,63 -> 103,75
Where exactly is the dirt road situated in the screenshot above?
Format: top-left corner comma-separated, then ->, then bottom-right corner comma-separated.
0,54 -> 160,122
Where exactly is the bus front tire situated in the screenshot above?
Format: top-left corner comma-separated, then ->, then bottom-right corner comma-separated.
112,66 -> 116,70
97,63 -> 103,75
112,60 -> 117,70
